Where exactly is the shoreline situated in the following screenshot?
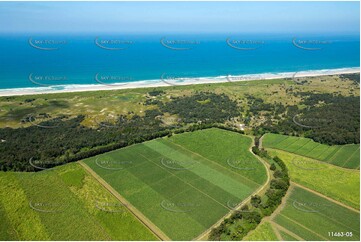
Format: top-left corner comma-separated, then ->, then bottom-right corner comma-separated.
0,67 -> 359,97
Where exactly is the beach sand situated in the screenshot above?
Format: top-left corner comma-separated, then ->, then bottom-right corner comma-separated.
0,67 -> 359,97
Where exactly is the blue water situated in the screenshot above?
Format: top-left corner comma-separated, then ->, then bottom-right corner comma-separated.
0,33 -> 359,89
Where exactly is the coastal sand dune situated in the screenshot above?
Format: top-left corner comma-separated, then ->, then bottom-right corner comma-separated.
0,67 -> 359,97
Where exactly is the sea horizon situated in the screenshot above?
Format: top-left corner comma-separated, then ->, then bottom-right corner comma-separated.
0,33 -> 359,91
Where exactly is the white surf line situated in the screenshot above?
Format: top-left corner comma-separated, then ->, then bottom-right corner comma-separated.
0,68 -> 359,97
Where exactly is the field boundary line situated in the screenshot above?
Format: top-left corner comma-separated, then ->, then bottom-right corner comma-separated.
314,144 -> 332,160
323,146 -> 341,161
270,184 -> 295,220
137,153 -> 230,210
193,136 -> 271,241
125,170 -> 179,198
270,221 -> 305,241
258,134 -> 265,149
166,138 -> 262,186
260,133 -> 288,149
283,137 -> 305,149
293,139 -> 312,154
266,148 -> 359,172
286,196 -> 360,234
166,139 -> 262,187
327,145 -> 347,164
341,146 -> 360,167
269,136 -> 291,148
242,218 -> 283,241
304,142 -> 321,157
292,182 -> 360,213
270,221 -> 283,241
18,166 -> 115,240
275,137 -> 299,150
78,161 -> 171,241
278,213 -> 329,240
327,143 -> 359,163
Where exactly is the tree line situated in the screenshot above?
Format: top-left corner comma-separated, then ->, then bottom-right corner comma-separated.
0,92 -> 240,171
209,146 -> 290,240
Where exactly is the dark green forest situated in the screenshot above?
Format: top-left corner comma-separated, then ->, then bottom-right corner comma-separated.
0,92 -> 239,171
0,89 -> 359,172
257,93 -> 360,145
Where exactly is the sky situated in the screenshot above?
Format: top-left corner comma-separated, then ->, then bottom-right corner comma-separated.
0,1 -> 359,34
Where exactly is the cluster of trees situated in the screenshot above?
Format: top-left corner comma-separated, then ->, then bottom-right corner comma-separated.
249,147 -> 290,217
339,73 -> 360,85
246,95 -> 274,113
209,147 -> 289,241
257,93 -> 360,145
159,91 -> 240,124
0,92 -> 241,172
0,112 -> 168,171
147,89 -> 165,96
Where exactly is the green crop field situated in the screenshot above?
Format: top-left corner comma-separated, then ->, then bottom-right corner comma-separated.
263,133 -> 360,169
272,186 -> 360,241
168,128 -> 268,183
278,230 -> 299,241
82,128 -> 268,240
268,149 -> 360,209
243,222 -> 278,241
0,163 -> 157,241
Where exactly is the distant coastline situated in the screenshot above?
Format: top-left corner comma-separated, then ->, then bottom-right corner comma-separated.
0,67 -> 359,97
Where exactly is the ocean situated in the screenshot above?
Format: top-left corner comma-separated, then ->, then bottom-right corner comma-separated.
0,33 -> 359,90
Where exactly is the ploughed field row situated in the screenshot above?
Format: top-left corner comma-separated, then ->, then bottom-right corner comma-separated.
267,149 -> 360,210
83,128 -> 268,240
263,133 -> 360,169
272,186 -> 360,241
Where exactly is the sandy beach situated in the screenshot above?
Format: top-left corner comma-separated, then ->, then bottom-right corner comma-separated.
0,67 -> 359,97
